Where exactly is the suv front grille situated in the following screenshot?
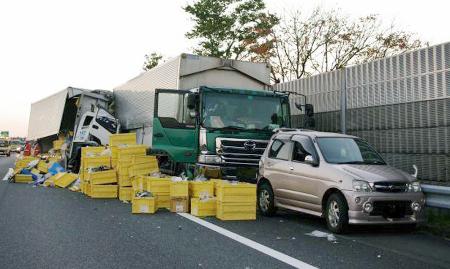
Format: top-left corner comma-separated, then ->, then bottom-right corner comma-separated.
370,200 -> 413,218
216,138 -> 268,166
373,182 -> 409,193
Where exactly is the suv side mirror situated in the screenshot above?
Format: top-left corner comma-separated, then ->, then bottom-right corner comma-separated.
305,155 -> 319,167
187,93 -> 197,110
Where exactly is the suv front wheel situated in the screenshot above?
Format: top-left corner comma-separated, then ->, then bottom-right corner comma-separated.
258,183 -> 277,216
325,193 -> 349,234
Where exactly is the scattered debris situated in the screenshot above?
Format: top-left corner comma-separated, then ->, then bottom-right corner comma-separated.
306,230 -> 337,242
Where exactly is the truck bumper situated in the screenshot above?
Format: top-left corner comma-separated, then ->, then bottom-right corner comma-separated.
196,163 -> 258,183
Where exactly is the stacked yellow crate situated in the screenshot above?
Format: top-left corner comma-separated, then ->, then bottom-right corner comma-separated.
169,180 -> 189,213
215,181 -> 257,220
79,146 -> 110,197
109,133 -> 138,169
146,177 -> 171,209
189,181 -> 216,217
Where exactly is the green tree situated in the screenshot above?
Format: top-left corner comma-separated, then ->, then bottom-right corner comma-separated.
184,0 -> 278,61
142,52 -> 163,71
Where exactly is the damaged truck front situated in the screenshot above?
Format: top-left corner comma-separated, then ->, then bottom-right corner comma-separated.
27,87 -> 119,172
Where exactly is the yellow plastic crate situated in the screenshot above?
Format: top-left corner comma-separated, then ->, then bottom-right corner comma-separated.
83,156 -> 111,169
215,181 -> 257,203
131,176 -> 147,193
90,184 -> 118,198
117,145 -> 147,159
189,181 -> 214,198
128,162 -> 158,177
15,157 -> 38,169
211,178 -> 227,196
156,194 -> 170,209
111,146 -> 118,159
80,182 -> 86,193
53,139 -> 65,150
53,173 -> 78,188
109,133 -> 136,147
87,169 -> 117,185
118,175 -> 132,187
111,158 -> 118,168
85,183 -> 92,196
132,155 -> 157,163
81,146 -> 106,158
191,198 -> 216,217
119,187 -> 132,201
117,159 -> 132,176
48,156 -> 61,163
15,174 -> 33,183
216,202 -> 256,221
170,181 -> 189,197
132,197 -> 156,214
147,177 -> 170,194
37,161 -> 49,173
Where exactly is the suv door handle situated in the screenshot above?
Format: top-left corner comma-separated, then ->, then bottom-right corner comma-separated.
289,166 -> 294,171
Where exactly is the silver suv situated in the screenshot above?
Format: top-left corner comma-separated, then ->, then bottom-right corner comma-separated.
257,129 -> 425,233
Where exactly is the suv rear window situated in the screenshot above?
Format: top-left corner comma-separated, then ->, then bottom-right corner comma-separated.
268,139 -> 291,160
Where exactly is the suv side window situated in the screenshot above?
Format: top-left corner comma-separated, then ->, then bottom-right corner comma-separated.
268,139 -> 291,160
292,135 -> 317,162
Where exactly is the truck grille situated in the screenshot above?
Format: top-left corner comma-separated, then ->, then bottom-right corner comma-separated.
373,182 -> 409,193
370,201 -> 413,218
216,138 -> 268,166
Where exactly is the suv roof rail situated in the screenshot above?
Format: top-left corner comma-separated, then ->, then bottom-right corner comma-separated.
274,128 -> 315,133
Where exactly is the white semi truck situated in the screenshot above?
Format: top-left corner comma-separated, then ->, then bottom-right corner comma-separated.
27,87 -> 119,171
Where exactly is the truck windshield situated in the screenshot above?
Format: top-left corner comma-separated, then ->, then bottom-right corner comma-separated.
202,92 -> 286,131
317,137 -> 386,165
0,141 -> 8,147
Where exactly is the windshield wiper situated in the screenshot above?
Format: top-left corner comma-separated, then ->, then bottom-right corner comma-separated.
364,160 -> 386,165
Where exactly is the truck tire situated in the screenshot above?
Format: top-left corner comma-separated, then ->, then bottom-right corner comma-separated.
325,193 -> 349,234
258,183 -> 277,216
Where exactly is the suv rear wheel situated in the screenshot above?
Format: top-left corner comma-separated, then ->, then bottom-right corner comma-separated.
325,193 -> 349,234
258,183 -> 276,216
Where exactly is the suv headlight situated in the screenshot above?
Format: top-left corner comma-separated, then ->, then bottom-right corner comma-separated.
353,180 -> 373,192
407,181 -> 421,192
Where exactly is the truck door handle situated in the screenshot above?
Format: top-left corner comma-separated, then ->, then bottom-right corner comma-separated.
92,125 -> 99,130
154,133 -> 164,138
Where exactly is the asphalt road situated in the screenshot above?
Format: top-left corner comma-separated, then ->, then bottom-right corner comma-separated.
0,154 -> 449,269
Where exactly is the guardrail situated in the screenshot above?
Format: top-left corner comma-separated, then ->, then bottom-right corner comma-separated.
421,184 -> 450,209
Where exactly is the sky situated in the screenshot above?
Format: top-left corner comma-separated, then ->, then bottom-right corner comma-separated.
0,0 -> 449,137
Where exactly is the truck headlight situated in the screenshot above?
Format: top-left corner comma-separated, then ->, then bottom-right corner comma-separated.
353,180 -> 372,192
198,155 -> 222,164
407,181 -> 421,192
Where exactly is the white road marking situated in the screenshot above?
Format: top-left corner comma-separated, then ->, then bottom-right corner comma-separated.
178,213 -> 317,269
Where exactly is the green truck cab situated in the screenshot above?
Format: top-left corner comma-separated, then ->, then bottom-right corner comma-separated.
152,86 -> 292,181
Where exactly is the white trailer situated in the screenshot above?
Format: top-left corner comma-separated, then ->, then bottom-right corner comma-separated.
113,53 -> 271,146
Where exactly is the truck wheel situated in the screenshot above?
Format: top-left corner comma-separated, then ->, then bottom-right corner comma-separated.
325,193 -> 349,234
258,183 -> 277,216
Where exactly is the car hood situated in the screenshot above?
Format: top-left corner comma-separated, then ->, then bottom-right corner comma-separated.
335,164 -> 414,183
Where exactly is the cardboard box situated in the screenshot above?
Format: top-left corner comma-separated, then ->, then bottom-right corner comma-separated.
170,197 -> 189,213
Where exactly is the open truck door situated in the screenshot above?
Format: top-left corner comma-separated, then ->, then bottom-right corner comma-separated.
152,89 -> 199,175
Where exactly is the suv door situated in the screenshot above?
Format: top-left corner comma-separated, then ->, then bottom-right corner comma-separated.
288,135 -> 321,212
152,89 -> 198,164
265,138 -> 293,201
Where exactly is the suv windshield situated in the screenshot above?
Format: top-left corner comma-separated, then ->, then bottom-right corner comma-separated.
317,137 -> 386,165
202,92 -> 287,131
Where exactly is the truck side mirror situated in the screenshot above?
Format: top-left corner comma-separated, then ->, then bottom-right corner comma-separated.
305,104 -> 314,117
187,94 -> 197,110
294,102 -> 302,111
